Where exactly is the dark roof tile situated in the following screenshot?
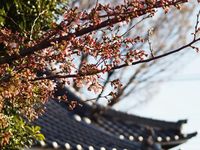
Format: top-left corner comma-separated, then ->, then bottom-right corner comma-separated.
32,87 -> 197,150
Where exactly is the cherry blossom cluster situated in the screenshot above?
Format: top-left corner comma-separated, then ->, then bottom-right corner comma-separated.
0,0 -> 191,120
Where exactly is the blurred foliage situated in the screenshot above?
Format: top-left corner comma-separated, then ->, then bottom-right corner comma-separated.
0,0 -> 68,34
0,0 -> 68,149
0,102 -> 44,150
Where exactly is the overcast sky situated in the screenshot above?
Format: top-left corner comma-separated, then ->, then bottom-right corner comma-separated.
125,52 -> 200,150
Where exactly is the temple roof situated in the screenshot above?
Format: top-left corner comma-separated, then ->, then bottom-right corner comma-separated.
32,87 -> 197,150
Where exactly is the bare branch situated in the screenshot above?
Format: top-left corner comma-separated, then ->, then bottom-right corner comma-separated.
193,10 -> 200,40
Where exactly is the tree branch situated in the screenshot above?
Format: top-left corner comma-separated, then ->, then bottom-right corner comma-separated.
0,0 -> 189,65
31,37 -> 200,81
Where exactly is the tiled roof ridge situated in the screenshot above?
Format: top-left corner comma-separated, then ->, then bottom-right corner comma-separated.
100,107 -> 186,130
158,132 -> 198,149
63,86 -> 187,130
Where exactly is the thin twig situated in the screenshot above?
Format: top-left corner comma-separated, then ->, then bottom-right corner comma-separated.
30,10 -> 47,40
193,10 -> 200,40
147,28 -> 154,58
121,14 -> 151,37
